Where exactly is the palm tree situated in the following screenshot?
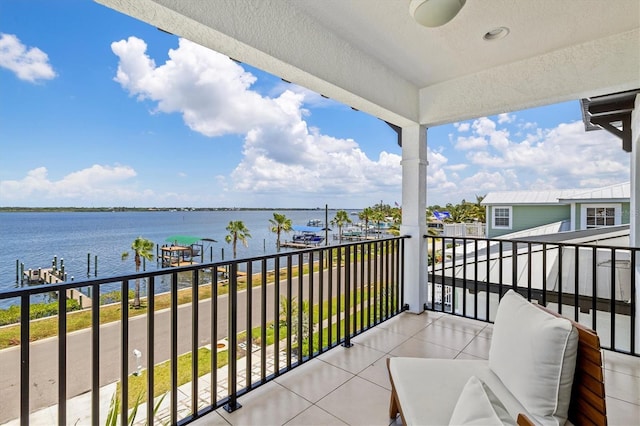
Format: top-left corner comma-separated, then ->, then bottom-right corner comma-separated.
331,210 -> 352,242
269,212 -> 292,250
358,207 -> 374,238
370,208 -> 386,238
121,236 -> 154,309
225,220 -> 251,258
472,194 -> 486,222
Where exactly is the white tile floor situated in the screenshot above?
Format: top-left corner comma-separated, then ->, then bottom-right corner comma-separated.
192,311 -> 640,426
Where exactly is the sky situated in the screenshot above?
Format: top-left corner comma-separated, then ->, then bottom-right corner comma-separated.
0,1 -> 630,209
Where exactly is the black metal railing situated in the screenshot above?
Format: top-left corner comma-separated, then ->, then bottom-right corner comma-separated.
0,236 -> 407,426
425,235 -> 638,356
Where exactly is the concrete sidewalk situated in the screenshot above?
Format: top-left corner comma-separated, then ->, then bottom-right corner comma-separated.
2,342 -> 292,426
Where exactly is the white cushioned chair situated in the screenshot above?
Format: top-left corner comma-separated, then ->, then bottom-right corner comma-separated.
387,289 -> 607,426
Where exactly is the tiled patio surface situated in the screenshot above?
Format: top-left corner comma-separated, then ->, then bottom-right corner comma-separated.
193,311 -> 640,426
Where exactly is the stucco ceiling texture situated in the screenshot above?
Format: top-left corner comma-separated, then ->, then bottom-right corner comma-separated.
97,0 -> 640,127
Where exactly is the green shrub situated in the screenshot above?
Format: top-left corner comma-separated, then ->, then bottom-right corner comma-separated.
0,299 -> 82,326
100,289 -> 135,305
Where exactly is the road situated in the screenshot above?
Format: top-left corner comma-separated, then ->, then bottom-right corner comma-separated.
0,256 -> 388,423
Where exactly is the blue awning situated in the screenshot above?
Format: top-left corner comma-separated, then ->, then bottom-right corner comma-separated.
292,225 -> 323,233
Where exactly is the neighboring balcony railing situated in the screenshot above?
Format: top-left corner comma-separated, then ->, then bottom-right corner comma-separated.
0,236 -> 407,426
425,235 -> 638,356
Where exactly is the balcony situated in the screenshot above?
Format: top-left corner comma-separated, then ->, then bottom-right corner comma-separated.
1,236 -> 638,425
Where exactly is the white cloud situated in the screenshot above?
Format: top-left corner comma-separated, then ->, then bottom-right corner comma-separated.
0,165 -> 140,204
106,36 -> 629,208
497,113 -> 514,124
425,114 -> 629,205
0,33 -> 56,82
460,171 -> 509,193
445,164 -> 467,172
455,135 -> 487,150
111,36 -> 402,201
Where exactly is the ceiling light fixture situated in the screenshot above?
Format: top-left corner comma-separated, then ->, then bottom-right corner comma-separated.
483,27 -> 510,41
409,0 -> 466,28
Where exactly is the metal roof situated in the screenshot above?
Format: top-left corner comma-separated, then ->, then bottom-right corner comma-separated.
558,182 -> 630,202
481,189 -> 591,206
512,224 -> 629,244
482,182 -> 630,206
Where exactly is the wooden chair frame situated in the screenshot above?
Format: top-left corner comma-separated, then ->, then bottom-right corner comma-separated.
387,305 -> 607,426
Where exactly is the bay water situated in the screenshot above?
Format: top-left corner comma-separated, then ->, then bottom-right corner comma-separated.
0,209 -> 352,307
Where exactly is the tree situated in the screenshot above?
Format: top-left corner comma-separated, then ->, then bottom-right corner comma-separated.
370,208 -> 386,238
279,296 -> 311,343
225,220 -> 251,258
269,212 -> 292,250
358,207 -> 374,238
121,236 -> 154,309
331,210 -> 352,242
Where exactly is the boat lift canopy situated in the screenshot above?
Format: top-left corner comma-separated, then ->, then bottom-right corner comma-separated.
165,235 -> 202,246
292,226 -> 323,233
165,235 -> 217,245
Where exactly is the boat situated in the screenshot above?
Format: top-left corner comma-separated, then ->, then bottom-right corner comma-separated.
293,232 -> 324,245
291,225 -> 325,245
306,219 -> 324,227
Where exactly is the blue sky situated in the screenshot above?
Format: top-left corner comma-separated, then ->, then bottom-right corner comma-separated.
0,1 -> 630,209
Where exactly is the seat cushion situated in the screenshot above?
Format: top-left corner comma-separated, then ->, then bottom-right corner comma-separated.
489,290 -> 579,426
388,358 -> 526,425
449,376 -> 516,426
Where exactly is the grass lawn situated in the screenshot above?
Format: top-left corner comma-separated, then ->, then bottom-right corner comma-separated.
0,246 -> 396,350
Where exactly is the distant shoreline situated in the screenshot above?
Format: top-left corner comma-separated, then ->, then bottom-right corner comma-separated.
0,206 -> 346,213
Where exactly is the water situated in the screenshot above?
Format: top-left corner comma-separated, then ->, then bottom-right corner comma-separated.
0,209 -> 350,306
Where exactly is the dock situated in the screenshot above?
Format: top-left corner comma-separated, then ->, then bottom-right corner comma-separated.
215,266 -> 247,279
280,241 -> 323,249
22,267 -> 92,308
160,245 -> 198,267
23,267 -> 65,284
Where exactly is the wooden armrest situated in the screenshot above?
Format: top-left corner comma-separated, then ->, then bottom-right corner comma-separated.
517,413 -> 535,426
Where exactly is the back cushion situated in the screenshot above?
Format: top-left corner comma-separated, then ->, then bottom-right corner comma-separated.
489,290 -> 578,426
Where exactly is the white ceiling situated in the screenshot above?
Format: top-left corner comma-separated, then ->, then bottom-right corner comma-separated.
97,0 -> 639,127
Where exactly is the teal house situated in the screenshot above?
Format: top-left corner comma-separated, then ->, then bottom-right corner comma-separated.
481,182 -> 630,238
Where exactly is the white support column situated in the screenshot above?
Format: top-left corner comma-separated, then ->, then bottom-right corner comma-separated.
400,124 -> 428,313
631,94 -> 640,247
631,94 -> 640,353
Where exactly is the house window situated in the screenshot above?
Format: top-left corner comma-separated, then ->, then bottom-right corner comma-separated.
493,207 -> 511,229
584,206 -> 618,229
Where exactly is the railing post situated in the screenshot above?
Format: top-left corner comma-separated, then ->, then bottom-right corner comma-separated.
245,262 -> 253,389
610,249 -> 617,349
224,263 -> 241,412
91,282 -> 100,425
20,294 -> 29,426
343,245 -> 353,347
260,259 -> 268,381
120,279 -> 129,426
146,276 -> 155,425
58,289 -> 67,426
286,256 -> 293,368
631,248 -> 636,355
297,253 -> 304,361
512,241 -> 518,292
592,246 -> 598,331
170,272 -> 178,424
192,269 -> 199,416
